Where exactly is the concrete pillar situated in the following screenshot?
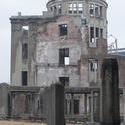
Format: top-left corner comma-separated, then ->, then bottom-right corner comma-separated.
67,99 -> 70,115
91,91 -> 94,122
46,84 -> 64,125
101,59 -> 120,125
93,92 -> 100,122
0,83 -> 9,118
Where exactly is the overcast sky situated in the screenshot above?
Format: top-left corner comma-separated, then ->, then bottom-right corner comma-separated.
0,0 -> 124,83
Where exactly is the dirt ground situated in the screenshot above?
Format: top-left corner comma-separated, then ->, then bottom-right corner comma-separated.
0,120 -> 83,125
0,120 -> 45,125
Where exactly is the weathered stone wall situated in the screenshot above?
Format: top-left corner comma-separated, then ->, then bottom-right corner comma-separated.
0,83 -> 9,118
101,59 -> 120,125
118,58 -> 125,87
10,23 -> 23,86
9,86 -> 46,120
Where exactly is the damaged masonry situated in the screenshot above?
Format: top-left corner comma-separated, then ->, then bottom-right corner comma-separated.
0,0 -> 125,124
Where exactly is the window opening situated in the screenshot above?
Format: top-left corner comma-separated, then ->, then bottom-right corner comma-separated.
90,27 -> 94,43
73,3 -> 77,14
89,61 -> 97,72
59,77 -> 69,87
96,27 -> 99,38
22,71 -> 28,86
89,4 -> 94,16
65,57 -> 69,65
22,26 -> 29,31
89,60 -> 98,83
78,3 -> 83,14
68,3 -> 72,14
25,95 -> 30,113
100,6 -> 103,17
50,7 -> 53,11
58,4 -> 62,14
54,5 -> 57,13
37,100 -> 40,110
59,48 -> 69,65
100,28 -> 103,38
95,5 -> 99,17
22,43 -> 28,60
74,99 -> 79,114
59,24 -> 67,36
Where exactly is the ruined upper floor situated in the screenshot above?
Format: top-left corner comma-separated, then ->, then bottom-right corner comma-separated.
46,0 -> 108,21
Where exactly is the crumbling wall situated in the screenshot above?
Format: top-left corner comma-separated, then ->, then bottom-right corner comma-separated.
118,58 -> 125,87
36,67 -> 80,87
10,87 -> 43,119
36,16 -> 82,86
11,23 -> 23,86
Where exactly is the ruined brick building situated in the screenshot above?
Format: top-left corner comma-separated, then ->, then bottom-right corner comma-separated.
11,0 -> 108,86
0,0 -> 125,122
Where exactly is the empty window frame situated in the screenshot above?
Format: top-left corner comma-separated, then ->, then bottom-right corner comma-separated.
95,5 -> 99,17
59,77 -> 69,86
89,60 -> 98,83
100,6 -> 103,17
90,27 -> 94,43
22,71 -> 28,86
25,95 -> 30,113
22,43 -> 28,60
78,3 -> 83,14
59,24 -> 67,36
58,4 -> 62,14
95,27 -> 99,38
89,4 -> 94,16
54,5 -> 57,13
74,99 -> 79,114
37,100 -> 40,110
73,3 -> 77,14
89,60 -> 97,72
50,6 -> 53,11
68,3 -> 72,14
100,28 -> 103,38
59,48 -> 69,65
22,26 -> 29,31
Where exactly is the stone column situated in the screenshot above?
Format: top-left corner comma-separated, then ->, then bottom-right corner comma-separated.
46,84 -> 64,125
0,83 -> 9,118
91,91 -> 94,122
67,99 -> 70,115
101,59 -> 120,125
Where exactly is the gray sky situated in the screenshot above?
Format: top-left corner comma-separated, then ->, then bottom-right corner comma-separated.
0,0 -> 124,83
